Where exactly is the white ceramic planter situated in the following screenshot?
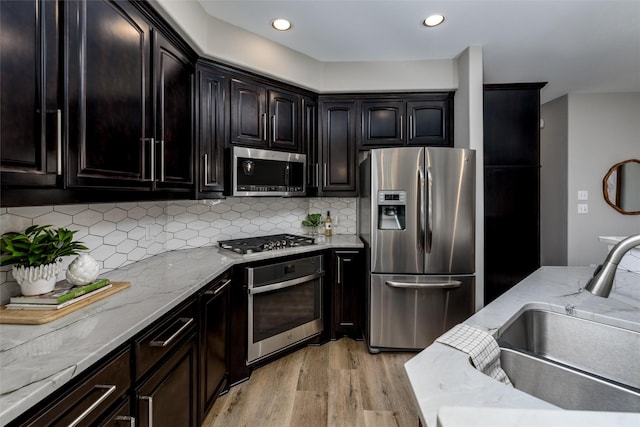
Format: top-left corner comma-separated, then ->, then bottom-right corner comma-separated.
12,259 -> 62,296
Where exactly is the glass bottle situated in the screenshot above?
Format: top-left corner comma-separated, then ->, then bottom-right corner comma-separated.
324,211 -> 332,236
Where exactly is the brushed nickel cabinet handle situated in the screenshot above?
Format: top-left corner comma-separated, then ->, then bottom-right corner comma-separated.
140,395 -> 153,427
149,317 -> 194,347
114,415 -> 136,426
272,115 -> 276,142
203,153 -> 210,186
399,115 -> 403,141
56,109 -> 62,175
262,113 -> 267,141
68,384 -> 116,427
409,115 -> 414,140
204,279 -> 231,295
158,139 -> 165,182
323,163 -> 327,187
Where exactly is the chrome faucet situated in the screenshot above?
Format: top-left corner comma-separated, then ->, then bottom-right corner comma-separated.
585,234 -> 640,298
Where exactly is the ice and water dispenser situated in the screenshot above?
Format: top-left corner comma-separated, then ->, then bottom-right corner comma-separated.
377,191 -> 406,230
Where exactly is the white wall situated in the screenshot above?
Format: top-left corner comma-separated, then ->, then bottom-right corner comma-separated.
540,95 -> 569,265
151,0 -> 459,92
566,93 -> 640,265
455,46 -> 484,310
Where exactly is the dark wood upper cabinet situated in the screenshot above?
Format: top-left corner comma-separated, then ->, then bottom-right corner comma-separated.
361,101 -> 405,147
484,84 -> 544,166
66,0 -> 152,189
153,31 -> 194,190
406,98 -> 452,146
301,96 -> 319,190
230,78 -> 301,152
230,79 -> 267,147
0,0 -> 60,188
66,0 -> 194,192
360,94 -> 453,148
319,100 -> 357,195
268,89 -> 299,151
196,62 -> 227,196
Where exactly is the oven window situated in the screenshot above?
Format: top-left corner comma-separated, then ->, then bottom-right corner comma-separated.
252,278 -> 321,343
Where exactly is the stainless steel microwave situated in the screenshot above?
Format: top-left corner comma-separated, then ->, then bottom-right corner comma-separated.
231,147 -> 306,196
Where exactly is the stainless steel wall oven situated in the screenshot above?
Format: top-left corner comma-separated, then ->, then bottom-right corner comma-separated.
246,255 -> 324,364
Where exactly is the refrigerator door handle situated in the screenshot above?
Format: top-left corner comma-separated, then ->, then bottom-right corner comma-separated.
426,165 -> 433,254
418,166 -> 426,253
385,280 -> 462,289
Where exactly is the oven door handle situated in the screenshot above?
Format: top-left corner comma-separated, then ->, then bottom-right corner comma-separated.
248,272 -> 324,295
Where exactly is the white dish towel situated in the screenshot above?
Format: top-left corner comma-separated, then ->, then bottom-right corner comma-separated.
436,323 -> 513,386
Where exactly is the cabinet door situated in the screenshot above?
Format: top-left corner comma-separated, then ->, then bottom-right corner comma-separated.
407,99 -> 452,146
484,167 -> 540,304
361,101 -> 405,147
320,101 -> 357,194
230,79 -> 267,147
268,89 -> 299,151
484,87 -> 541,166
153,31 -> 194,190
20,347 -> 131,427
137,334 -> 198,427
199,276 -> 231,419
0,0 -> 60,187
333,250 -> 364,339
197,65 -> 227,195
302,96 -> 319,190
66,0 -> 152,189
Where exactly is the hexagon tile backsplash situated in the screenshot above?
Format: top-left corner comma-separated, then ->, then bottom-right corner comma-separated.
0,197 -> 356,302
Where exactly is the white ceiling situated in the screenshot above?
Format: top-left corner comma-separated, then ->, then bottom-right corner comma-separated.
196,0 -> 640,103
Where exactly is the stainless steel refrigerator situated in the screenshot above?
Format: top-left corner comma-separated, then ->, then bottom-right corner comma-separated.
359,147 -> 476,352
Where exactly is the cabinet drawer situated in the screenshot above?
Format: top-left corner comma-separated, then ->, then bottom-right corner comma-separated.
134,301 -> 197,380
22,347 -> 131,427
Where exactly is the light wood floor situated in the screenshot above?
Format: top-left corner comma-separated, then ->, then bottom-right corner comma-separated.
202,338 -> 420,427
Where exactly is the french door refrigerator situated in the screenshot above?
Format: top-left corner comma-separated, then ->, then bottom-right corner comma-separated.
359,147 -> 476,352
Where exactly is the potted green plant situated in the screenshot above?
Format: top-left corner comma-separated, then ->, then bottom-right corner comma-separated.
302,213 -> 324,235
0,225 -> 88,295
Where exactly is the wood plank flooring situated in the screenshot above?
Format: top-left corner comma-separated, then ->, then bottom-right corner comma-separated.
202,338 -> 420,427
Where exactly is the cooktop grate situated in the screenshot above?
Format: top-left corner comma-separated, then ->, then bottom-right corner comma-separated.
218,234 -> 315,254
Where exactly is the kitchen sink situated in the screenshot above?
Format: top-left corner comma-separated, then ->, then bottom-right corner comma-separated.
495,308 -> 640,412
500,348 -> 640,412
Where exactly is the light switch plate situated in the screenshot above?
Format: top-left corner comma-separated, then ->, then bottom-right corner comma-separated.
578,190 -> 589,201
577,204 -> 589,214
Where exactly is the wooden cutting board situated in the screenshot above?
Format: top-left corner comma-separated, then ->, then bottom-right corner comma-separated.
0,281 -> 131,325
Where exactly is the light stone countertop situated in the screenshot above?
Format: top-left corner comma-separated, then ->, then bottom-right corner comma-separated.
404,266 -> 640,427
0,234 -> 362,426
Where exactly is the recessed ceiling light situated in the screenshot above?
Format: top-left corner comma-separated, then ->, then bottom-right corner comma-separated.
423,14 -> 445,27
272,18 -> 292,31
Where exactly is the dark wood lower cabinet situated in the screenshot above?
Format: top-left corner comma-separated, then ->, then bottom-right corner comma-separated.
332,250 -> 365,339
199,275 -> 231,421
11,347 -> 131,427
136,333 -> 198,427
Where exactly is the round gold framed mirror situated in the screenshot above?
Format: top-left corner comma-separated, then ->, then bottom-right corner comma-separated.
603,159 -> 640,215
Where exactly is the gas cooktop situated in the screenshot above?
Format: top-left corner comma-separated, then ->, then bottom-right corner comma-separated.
218,234 -> 315,254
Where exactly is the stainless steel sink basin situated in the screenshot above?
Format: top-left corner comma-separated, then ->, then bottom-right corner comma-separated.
498,308 -> 640,389
501,348 -> 640,412
496,308 -> 640,412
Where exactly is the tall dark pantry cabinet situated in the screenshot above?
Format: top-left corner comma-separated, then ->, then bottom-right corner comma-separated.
483,83 -> 546,304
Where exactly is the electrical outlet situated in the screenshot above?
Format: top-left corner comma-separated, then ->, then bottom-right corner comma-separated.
145,224 -> 152,241
577,204 -> 589,214
578,190 -> 589,201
